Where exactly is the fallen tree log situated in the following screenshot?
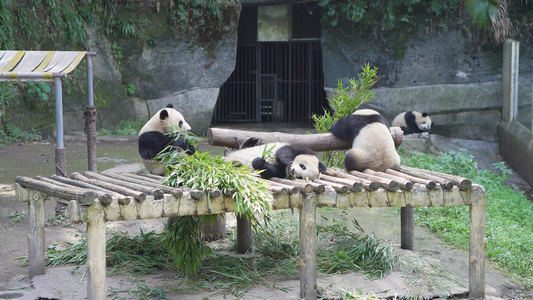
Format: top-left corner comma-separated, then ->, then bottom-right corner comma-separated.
207,127 -> 403,151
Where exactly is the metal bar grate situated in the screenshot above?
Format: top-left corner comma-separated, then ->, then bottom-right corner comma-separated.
215,41 -> 328,124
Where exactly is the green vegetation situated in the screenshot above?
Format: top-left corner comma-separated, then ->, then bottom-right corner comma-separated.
38,210 -> 400,298
312,63 -> 380,167
401,148 -> 533,287
96,118 -> 147,136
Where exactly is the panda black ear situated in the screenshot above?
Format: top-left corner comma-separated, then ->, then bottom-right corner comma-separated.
319,162 -> 327,174
166,103 -> 174,108
159,109 -> 169,120
422,112 -> 428,117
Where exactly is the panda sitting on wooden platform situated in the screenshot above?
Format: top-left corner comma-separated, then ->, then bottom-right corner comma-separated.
225,137 -> 327,180
391,110 -> 432,135
330,109 -> 401,172
138,104 -> 196,175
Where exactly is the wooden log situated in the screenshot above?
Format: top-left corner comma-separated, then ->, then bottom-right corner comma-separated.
469,186 -> 487,299
401,165 -> 472,191
37,176 -> 113,205
236,214 -> 251,254
398,166 -> 454,189
348,170 -> 399,192
401,207 -> 414,250
70,172 -> 146,202
299,193 -> 317,299
16,176 -> 97,205
27,190 -> 45,278
270,178 -> 314,194
384,169 -> 437,189
136,172 -> 165,181
268,181 -> 300,194
84,171 -> 164,200
105,173 -> 183,198
318,174 -> 363,191
325,169 -> 379,191
363,169 -> 413,190
86,201 -> 106,300
51,175 -> 131,205
134,172 -> 204,199
313,179 -> 349,193
207,127 -> 402,151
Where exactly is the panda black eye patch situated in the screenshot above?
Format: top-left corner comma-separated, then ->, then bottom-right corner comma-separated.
299,164 -> 306,170
179,121 -> 183,127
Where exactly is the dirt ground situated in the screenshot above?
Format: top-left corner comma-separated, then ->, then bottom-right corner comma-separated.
0,134 -> 532,299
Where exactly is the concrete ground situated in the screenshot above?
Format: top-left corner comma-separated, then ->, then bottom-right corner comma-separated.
0,131 -> 531,299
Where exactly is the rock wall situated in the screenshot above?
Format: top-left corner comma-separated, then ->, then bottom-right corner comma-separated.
322,25 -> 532,142
62,1 -> 532,142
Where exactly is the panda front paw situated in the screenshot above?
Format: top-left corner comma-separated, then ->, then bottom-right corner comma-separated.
252,157 -> 266,170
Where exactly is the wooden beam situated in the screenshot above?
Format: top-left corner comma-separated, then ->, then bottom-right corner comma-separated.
27,189 -> 46,278
207,127 -> 403,151
299,193 -> 317,300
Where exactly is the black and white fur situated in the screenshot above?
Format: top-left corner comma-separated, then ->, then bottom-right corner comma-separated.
391,111 -> 432,134
225,138 -> 326,180
138,104 -> 196,175
330,109 -> 400,172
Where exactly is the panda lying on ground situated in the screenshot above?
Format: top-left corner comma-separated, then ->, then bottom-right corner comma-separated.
330,109 -> 400,172
225,137 -> 327,180
391,110 -> 432,134
138,104 -> 196,175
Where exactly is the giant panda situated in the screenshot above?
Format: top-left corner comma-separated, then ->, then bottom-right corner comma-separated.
391,111 -> 432,134
224,137 -> 327,180
330,109 -> 400,172
138,104 -> 196,175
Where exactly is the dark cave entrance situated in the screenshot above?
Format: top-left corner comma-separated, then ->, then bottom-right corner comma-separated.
214,2 -> 328,124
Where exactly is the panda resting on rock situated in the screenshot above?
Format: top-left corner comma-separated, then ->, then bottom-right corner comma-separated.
391,110 -> 432,134
224,137 -> 327,180
138,104 -> 196,175
330,109 -> 400,172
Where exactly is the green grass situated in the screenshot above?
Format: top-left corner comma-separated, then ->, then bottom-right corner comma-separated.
400,149 -> 533,287
96,118 -> 147,136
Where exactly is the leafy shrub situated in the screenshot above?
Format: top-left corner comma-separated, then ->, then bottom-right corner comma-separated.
312,63 -> 380,167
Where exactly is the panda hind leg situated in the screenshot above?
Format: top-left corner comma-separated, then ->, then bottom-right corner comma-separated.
345,148 -> 381,172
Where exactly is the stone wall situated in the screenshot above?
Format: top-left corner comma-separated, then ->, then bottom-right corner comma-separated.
321,25 -> 532,142
63,1 -> 532,143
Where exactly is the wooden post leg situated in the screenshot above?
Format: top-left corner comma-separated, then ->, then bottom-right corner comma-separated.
401,206 -> 414,250
236,214 -> 252,254
469,187 -> 486,299
28,191 -> 46,278
87,202 -> 106,300
299,194 -> 317,300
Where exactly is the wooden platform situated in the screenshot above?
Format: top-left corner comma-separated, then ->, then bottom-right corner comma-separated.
15,167 -> 486,300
